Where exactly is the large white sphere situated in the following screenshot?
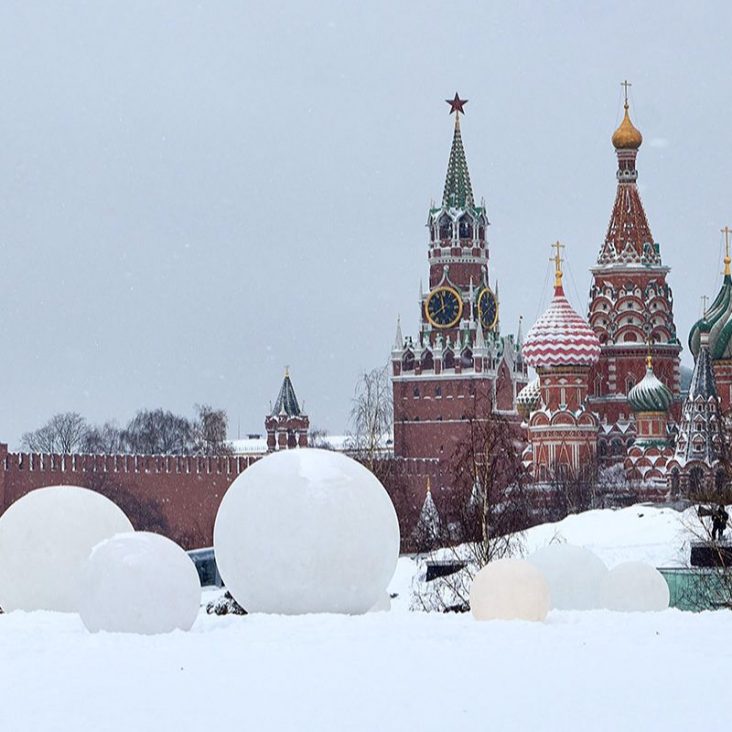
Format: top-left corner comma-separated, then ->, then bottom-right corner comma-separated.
527,544 -> 608,610
470,558 -> 550,622
79,532 -> 201,634
600,561 -> 670,612
0,486 -> 133,613
213,449 -> 400,614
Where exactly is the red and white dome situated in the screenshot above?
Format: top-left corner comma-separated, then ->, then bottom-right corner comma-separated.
523,287 -> 601,369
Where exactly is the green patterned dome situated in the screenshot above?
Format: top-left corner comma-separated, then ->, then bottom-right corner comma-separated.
689,274 -> 732,360
628,360 -> 673,413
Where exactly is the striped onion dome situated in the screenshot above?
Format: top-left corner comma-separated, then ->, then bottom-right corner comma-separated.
523,284 -> 601,369
628,359 -> 673,413
516,377 -> 541,418
689,273 -> 732,360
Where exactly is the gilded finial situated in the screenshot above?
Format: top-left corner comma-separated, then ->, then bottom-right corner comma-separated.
426,475 -> 432,494
722,226 -> 731,277
284,365 -> 290,378
551,241 -> 564,291
646,338 -> 653,370
612,81 -> 643,150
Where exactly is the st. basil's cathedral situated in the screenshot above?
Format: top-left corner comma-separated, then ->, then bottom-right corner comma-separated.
391,87 -> 731,506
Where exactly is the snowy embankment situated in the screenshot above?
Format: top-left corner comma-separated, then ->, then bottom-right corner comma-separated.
1,505 -> 725,732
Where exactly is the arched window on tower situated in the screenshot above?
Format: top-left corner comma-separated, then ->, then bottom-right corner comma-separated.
421,350 -> 434,371
460,347 -> 473,368
458,215 -> 473,240
439,215 -> 452,240
625,375 -> 636,394
443,349 -> 455,370
402,351 -> 415,372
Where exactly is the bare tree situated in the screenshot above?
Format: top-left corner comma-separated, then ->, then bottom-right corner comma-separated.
411,390 -> 529,612
193,404 -> 232,456
21,412 -> 90,453
308,427 -> 334,450
82,421 -> 125,454
347,365 -> 393,471
122,409 -> 194,455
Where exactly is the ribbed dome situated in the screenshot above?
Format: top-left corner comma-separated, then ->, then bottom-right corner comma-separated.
612,104 -> 643,150
628,362 -> 673,413
516,377 -> 541,418
523,287 -> 601,369
689,275 -> 732,360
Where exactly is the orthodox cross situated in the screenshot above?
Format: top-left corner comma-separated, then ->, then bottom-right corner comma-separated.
723,226 -> 732,276
621,80 -> 632,105
551,241 -> 564,289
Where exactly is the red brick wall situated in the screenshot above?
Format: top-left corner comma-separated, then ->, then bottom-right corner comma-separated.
0,445 -> 257,550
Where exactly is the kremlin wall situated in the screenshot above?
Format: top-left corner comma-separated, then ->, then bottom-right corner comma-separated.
1,89 -> 730,551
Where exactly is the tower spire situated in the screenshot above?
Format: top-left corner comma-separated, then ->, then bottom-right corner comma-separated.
442,93 -> 474,210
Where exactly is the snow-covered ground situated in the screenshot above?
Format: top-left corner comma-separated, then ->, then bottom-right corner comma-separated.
1,504 -> 726,732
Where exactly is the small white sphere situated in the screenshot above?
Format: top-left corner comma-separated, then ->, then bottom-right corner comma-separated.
214,449 -> 400,615
80,532 -> 201,634
527,544 -> 608,610
0,486 -> 133,613
470,558 -> 550,622
600,561 -> 670,612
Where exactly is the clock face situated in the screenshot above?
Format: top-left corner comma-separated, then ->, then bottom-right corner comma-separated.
425,287 -> 463,328
477,287 -> 498,329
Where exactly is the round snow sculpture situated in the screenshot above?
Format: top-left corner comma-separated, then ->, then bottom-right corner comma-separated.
0,486 -> 133,613
470,558 -> 550,622
600,561 -> 670,612
527,544 -> 608,610
369,592 -> 392,613
214,449 -> 400,615
80,532 -> 201,634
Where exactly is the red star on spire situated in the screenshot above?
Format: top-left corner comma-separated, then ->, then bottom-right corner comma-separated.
446,93 -> 468,115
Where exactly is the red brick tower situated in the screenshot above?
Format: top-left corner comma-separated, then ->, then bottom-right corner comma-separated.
587,85 -> 681,447
392,94 -> 528,461
265,369 -> 309,451
522,244 -> 601,482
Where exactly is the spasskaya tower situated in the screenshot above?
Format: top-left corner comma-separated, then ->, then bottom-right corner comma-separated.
391,95 -> 528,461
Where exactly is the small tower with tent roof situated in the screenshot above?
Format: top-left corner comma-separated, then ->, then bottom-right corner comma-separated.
265,368 -> 309,451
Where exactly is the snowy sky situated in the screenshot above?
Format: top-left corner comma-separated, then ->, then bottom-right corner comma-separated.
0,1 -> 730,445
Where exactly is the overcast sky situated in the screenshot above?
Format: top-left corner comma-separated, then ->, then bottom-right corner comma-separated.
0,1 -> 730,446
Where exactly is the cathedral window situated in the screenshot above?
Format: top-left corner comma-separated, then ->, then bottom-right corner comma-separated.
413,386 -> 420,398
421,350 -> 434,370
443,350 -> 455,370
435,386 -> 442,397
402,352 -> 415,371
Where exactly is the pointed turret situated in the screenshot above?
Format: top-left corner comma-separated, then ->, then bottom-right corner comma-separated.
442,94 -> 474,210
266,368 -> 309,451
598,86 -> 658,266
272,368 -> 302,417
673,330 -> 725,466
392,315 -> 404,352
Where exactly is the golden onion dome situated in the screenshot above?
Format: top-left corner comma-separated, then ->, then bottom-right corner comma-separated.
612,103 -> 643,150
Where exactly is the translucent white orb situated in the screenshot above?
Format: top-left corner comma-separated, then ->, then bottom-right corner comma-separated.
80,532 -> 201,634
528,544 -> 608,610
600,561 -> 670,612
0,486 -> 133,613
470,558 -> 550,622
213,449 -> 400,615
368,592 -> 392,613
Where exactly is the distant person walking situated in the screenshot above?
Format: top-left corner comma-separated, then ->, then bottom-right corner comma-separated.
712,503 -> 729,541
